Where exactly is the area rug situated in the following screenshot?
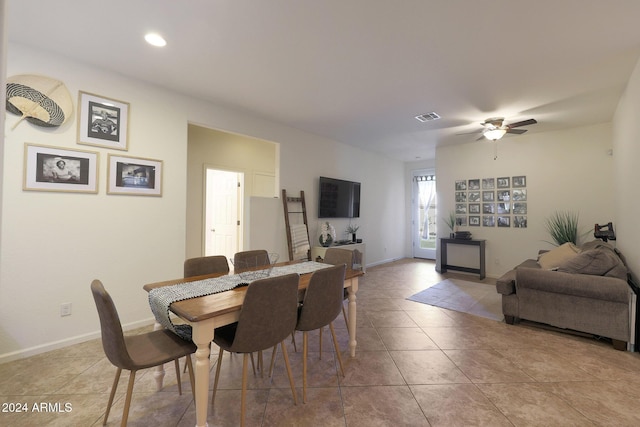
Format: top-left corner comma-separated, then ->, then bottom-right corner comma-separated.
407,278 -> 503,322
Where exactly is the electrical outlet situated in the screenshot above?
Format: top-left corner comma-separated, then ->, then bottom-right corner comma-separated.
60,303 -> 72,317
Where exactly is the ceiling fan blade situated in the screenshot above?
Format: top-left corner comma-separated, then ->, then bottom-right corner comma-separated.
475,134 -> 486,141
507,118 -> 537,128
506,128 -> 527,135
456,129 -> 484,135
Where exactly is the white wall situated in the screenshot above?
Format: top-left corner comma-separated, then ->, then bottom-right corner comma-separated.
185,125 -> 277,259
435,123 -> 615,278
0,43 -> 406,362
613,55 -> 640,280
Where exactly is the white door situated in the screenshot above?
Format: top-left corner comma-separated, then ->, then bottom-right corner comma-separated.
204,168 -> 244,260
412,169 -> 437,259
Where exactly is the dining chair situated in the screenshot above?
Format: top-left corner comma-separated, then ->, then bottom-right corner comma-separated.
90,280 -> 196,427
295,263 -> 347,403
323,248 -> 354,329
211,273 -> 300,426
184,255 -> 229,277
232,249 -> 270,272
181,255 -> 231,372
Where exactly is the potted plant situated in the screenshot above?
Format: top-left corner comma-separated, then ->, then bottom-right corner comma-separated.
346,224 -> 360,243
443,211 -> 456,238
544,210 -> 580,246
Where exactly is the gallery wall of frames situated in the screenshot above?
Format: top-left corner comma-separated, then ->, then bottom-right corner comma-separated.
454,176 -> 527,228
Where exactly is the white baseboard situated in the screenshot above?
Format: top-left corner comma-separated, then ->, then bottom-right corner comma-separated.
0,317 -> 156,365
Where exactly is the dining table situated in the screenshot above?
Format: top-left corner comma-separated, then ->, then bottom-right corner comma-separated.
144,260 -> 363,427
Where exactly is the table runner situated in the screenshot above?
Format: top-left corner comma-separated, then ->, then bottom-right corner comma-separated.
149,261 -> 331,340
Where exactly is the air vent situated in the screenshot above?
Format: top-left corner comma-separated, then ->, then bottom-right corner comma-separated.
415,112 -> 441,122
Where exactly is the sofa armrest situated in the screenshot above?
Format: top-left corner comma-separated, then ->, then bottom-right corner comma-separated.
496,259 -> 539,295
515,267 -> 630,303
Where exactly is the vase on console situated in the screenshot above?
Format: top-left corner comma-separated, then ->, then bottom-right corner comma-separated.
319,221 -> 336,247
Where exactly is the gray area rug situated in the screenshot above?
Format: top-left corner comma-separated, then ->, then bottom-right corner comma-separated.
407,278 -> 504,322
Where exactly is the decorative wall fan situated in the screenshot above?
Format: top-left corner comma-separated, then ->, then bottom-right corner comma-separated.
475,117 -> 537,141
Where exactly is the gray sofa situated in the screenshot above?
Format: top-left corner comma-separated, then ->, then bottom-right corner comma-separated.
496,240 -> 634,350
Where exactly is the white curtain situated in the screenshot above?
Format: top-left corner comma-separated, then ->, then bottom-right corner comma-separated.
417,178 -> 436,239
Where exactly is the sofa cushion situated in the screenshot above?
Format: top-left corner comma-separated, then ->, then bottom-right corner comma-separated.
537,242 -> 581,270
557,247 -> 627,280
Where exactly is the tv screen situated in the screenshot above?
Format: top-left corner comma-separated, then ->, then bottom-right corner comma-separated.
318,176 -> 360,218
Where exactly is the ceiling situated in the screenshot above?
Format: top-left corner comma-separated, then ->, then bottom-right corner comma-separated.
7,0 -> 640,162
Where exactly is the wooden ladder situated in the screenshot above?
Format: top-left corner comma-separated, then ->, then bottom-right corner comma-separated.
282,189 -> 311,261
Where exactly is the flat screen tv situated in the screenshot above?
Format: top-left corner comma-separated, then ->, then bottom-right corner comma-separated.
318,176 -> 361,218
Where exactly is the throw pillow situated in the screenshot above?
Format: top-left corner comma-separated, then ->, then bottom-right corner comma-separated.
557,247 -> 627,280
537,242 -> 581,270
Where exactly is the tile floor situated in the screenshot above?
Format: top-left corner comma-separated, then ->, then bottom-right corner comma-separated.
2,258 -> 640,426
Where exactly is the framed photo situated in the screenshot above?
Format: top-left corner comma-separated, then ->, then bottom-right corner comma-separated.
107,154 -> 162,196
468,179 -> 480,190
497,216 -> 511,227
514,216 -> 528,228
77,91 -> 129,150
497,202 -> 511,214
513,189 -> 527,201
497,177 -> 510,188
469,216 -> 480,226
455,216 -> 468,226
482,191 -> 495,201
455,203 -> 467,214
482,178 -> 495,189
455,191 -> 467,202
455,180 -> 467,191
483,216 -> 495,227
513,176 -> 527,188
497,190 -> 511,201
469,203 -> 481,214
23,143 -> 98,193
468,191 -> 481,202
513,202 -> 527,214
483,203 -> 495,214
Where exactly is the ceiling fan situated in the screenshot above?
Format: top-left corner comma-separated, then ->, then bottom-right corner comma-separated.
475,117 -> 538,141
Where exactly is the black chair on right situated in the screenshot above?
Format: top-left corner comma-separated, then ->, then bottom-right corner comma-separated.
184,255 -> 229,277
295,263 -> 347,403
211,273 -> 300,426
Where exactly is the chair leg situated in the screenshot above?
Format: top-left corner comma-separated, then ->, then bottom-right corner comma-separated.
121,370 -> 137,427
241,353 -> 249,427
291,332 -> 297,352
280,340 -> 298,405
302,331 -> 308,403
211,347 -> 225,406
174,358 -> 182,395
329,322 -> 345,377
103,367 -> 122,426
249,352 -> 256,375
342,304 -> 349,330
268,344 -> 278,377
185,355 -> 195,400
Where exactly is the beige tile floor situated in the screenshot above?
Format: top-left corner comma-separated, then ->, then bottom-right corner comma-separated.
2,258 -> 640,426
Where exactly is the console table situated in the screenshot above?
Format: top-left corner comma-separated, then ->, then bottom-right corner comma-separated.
440,238 -> 486,279
311,242 -> 366,272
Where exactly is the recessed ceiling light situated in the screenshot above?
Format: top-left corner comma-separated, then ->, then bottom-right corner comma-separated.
415,112 -> 440,122
145,33 -> 167,47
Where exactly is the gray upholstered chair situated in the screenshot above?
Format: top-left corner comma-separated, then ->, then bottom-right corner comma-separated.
295,264 -> 347,403
211,273 -> 299,426
183,255 -> 229,277
232,249 -> 270,273
90,280 -> 195,427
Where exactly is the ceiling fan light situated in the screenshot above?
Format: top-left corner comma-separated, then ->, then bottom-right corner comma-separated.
484,128 -> 507,141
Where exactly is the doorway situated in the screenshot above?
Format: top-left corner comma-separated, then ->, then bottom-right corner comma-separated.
412,169 -> 437,259
204,168 -> 244,260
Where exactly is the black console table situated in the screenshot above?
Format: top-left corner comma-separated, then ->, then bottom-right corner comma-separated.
440,238 -> 486,280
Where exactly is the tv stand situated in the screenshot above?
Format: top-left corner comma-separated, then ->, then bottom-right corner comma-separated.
311,242 -> 366,272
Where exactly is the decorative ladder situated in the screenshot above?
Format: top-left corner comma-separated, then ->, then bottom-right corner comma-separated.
282,189 -> 311,261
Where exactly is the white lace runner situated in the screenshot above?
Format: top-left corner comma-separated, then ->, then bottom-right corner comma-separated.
148,261 -> 331,340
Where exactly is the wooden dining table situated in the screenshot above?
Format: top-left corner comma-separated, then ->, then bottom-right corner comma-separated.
144,261 -> 363,427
